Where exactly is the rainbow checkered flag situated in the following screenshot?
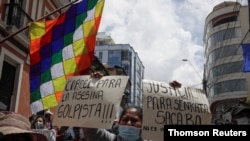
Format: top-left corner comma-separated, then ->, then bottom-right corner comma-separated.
29,0 -> 105,114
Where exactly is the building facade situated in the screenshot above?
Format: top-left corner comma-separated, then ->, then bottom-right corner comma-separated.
0,0 -> 132,118
95,32 -> 145,107
203,1 -> 250,123
0,0 -> 67,117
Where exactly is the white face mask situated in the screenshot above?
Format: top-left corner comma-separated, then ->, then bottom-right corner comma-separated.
118,125 -> 141,141
35,121 -> 44,129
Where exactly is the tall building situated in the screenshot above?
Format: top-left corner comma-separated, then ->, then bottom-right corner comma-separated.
203,1 -> 250,123
95,32 -> 144,107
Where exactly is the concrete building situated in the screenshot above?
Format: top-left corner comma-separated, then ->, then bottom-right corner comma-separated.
95,32 -> 144,107
203,1 -> 250,123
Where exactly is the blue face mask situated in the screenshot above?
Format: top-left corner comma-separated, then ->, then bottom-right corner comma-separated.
118,125 -> 141,141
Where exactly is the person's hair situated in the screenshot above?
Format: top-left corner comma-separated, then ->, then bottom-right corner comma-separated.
29,114 -> 37,123
119,106 -> 143,121
36,115 -> 46,122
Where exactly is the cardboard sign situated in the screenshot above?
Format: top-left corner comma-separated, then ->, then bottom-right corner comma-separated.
53,75 -> 129,129
141,80 -> 211,141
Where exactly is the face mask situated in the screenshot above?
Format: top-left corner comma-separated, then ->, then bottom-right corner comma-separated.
118,125 -> 140,141
35,121 -> 44,129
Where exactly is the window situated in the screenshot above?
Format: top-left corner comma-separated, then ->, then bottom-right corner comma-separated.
210,79 -> 246,96
207,27 -> 241,49
0,61 -> 16,111
213,16 -> 237,27
208,44 -> 242,65
209,61 -> 243,79
108,50 -> 121,67
6,0 -> 23,28
212,12 -> 238,28
0,48 -> 24,111
205,12 -> 238,42
121,50 -> 129,61
5,0 -> 32,29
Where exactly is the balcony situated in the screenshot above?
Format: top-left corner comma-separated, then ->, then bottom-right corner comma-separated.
4,3 -> 33,34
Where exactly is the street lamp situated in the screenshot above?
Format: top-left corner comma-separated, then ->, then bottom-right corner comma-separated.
182,59 -> 202,81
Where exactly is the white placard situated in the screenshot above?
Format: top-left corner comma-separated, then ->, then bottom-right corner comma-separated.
53,75 -> 129,129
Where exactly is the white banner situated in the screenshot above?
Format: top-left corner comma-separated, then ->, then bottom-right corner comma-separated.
141,80 -> 211,141
53,75 -> 129,129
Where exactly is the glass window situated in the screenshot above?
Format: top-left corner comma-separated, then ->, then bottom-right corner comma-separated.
121,50 -> 129,61
208,44 -> 242,65
207,27 -> 241,49
208,61 -> 243,79
205,21 -> 213,40
6,0 -> 30,28
108,50 -> 121,67
213,16 -> 237,27
205,12 -> 238,41
210,79 -> 246,96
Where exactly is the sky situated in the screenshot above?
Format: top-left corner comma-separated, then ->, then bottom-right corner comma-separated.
98,0 -> 248,88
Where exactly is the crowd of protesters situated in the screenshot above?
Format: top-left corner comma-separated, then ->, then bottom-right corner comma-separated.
0,72 -> 146,141
0,72 -> 202,141
4,72 -> 249,140
0,106 -> 144,141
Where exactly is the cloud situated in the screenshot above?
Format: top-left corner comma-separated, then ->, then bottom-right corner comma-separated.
99,0 -> 246,88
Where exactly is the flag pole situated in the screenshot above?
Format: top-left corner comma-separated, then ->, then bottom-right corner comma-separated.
0,0 -> 79,45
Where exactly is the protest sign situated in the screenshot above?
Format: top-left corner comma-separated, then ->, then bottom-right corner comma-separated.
53,75 -> 129,129
141,80 -> 211,141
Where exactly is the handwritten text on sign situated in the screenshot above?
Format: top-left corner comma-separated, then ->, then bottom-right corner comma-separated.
141,80 -> 211,141
53,75 -> 129,129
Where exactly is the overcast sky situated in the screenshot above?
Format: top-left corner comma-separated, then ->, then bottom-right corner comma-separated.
98,0 -> 248,88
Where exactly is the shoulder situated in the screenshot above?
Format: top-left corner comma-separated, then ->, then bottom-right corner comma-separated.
32,129 -> 56,141
82,128 -> 116,141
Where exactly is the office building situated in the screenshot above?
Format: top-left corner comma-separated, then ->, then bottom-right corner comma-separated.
203,1 -> 250,123
95,32 -> 145,107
